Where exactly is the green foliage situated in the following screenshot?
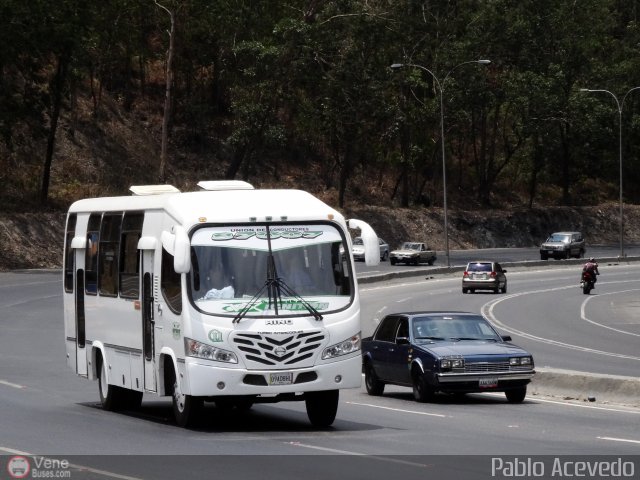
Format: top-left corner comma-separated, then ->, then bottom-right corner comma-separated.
3,0 -> 640,208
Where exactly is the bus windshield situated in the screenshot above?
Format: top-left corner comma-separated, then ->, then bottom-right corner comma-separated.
189,224 -> 353,317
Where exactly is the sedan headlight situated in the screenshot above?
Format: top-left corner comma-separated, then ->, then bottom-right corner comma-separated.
509,356 -> 533,366
322,333 -> 361,359
185,338 -> 238,364
440,357 -> 465,370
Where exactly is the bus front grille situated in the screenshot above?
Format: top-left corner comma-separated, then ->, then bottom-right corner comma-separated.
232,330 -> 326,369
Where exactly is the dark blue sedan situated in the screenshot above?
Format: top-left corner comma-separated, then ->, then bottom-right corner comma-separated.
361,311 -> 535,403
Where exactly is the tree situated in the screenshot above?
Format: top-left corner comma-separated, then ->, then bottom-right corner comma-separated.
154,0 -> 178,183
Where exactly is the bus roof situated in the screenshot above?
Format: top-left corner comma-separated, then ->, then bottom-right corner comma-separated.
68,188 -> 345,226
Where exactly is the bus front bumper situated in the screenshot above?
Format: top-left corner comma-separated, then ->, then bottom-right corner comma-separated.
183,354 -> 362,397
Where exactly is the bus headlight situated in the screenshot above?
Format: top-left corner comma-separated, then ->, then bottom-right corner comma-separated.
185,338 -> 238,364
322,333 -> 361,359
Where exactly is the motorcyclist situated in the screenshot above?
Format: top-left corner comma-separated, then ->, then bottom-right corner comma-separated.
582,257 -> 600,284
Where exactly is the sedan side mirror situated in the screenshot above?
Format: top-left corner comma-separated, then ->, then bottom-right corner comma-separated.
501,335 -> 512,342
396,337 -> 410,345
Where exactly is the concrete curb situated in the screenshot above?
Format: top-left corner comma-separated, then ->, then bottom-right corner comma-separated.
530,368 -> 640,407
358,257 -> 640,408
357,255 -> 640,284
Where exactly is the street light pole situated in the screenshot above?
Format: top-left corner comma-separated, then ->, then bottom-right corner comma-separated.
391,60 -> 491,268
580,87 -> 640,259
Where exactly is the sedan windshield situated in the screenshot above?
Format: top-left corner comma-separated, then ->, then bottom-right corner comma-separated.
412,315 -> 501,342
189,224 -> 353,317
548,234 -> 571,243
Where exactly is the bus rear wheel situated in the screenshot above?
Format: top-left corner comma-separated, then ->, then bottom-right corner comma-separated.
97,355 -> 127,411
305,390 -> 339,427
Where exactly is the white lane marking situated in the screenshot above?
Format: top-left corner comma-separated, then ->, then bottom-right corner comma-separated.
0,380 -> 25,389
346,401 -> 448,418
0,447 -> 143,479
0,280 -> 59,290
0,446 -> 31,455
598,436 -> 640,444
287,442 -> 430,468
581,289 -> 640,337
0,294 -> 60,309
395,297 -> 412,303
484,393 -> 640,414
482,282 -> 640,362
287,442 -> 364,455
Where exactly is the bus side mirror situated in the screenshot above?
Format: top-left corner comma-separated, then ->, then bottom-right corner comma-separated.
347,219 -> 380,267
173,227 -> 191,274
161,227 -> 191,274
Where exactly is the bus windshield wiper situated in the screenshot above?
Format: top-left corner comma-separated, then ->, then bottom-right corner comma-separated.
274,276 -> 323,321
232,226 -> 323,323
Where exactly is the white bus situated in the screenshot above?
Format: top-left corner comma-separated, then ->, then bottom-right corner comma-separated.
63,180 -> 380,427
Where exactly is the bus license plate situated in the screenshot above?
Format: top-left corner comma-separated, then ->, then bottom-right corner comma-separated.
269,372 -> 293,385
479,377 -> 498,388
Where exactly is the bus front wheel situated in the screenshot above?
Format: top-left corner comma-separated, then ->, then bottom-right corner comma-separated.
169,370 -> 202,428
305,390 -> 339,428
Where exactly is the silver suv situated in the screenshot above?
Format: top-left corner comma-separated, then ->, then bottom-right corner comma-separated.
540,231 -> 585,260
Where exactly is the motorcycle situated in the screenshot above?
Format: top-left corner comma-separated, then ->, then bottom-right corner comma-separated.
580,270 -> 596,294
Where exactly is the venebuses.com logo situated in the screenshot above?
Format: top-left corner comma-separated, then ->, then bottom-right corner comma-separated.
6,456 -> 30,479
6,455 -> 71,478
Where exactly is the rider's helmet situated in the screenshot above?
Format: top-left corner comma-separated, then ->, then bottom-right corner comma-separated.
589,257 -> 595,262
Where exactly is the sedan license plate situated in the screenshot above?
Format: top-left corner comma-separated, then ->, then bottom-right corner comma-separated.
269,372 -> 293,385
479,377 -> 499,388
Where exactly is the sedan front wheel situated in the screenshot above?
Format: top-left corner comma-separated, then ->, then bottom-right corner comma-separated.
505,386 -> 527,403
364,362 -> 385,396
412,374 -> 435,403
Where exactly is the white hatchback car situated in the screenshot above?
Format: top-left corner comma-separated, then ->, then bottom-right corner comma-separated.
352,237 -> 389,261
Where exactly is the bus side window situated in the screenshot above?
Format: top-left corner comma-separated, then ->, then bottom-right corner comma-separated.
161,247 -> 182,314
85,214 -> 101,295
99,212 -> 122,297
119,212 -> 143,299
64,214 -> 77,293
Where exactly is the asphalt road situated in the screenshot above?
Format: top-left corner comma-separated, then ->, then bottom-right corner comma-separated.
1,266 -> 640,480
358,264 -> 640,377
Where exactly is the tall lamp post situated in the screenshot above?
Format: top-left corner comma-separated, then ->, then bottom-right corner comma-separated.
580,87 -> 640,259
391,60 -> 491,267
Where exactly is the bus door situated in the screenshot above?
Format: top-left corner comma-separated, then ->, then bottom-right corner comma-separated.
74,248 -> 88,377
142,249 -> 156,392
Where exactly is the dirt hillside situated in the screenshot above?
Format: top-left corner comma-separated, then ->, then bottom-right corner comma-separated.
2,202 -> 639,271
